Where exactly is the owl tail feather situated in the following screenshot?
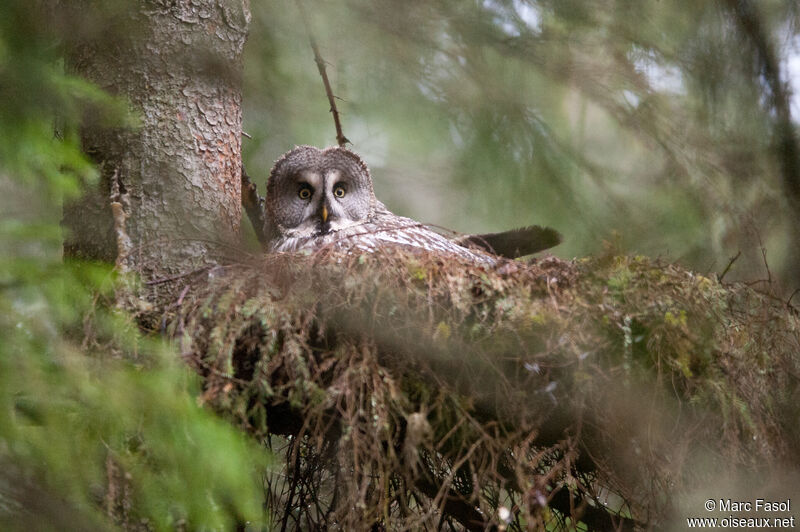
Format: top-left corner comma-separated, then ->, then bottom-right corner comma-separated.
456,225 -> 562,259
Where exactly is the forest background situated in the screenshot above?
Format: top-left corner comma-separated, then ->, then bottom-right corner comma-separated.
1,0 -> 799,530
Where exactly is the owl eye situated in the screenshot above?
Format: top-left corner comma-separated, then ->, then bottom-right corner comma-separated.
298,185 -> 312,200
333,184 -> 346,198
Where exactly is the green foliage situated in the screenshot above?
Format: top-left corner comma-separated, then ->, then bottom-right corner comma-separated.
243,0 -> 800,286
0,3 -> 270,528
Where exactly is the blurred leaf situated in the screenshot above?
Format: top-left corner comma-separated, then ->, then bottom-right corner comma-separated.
0,1 -> 272,527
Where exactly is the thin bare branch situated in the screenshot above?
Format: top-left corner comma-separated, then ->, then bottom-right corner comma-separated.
719,250 -> 741,282
295,0 -> 349,147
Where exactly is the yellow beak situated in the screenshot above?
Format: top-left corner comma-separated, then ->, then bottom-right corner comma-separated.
321,204 -> 328,223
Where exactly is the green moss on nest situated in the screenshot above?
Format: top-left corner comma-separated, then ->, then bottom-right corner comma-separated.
167,249 -> 799,530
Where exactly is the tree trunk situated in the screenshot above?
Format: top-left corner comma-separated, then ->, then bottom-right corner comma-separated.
62,0 -> 250,283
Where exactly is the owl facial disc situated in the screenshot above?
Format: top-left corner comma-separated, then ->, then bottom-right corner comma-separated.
266,146 -> 376,241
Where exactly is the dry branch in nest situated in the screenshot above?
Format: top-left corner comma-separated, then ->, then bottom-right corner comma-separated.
163,248 -> 799,530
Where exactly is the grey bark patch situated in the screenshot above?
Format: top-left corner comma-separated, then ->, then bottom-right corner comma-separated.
62,0 -> 250,287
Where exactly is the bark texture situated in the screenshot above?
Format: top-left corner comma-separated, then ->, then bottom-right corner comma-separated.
62,0 -> 251,282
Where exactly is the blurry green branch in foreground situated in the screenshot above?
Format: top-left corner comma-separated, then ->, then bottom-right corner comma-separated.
0,2 -> 270,527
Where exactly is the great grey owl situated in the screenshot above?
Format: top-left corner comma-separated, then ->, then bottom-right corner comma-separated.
264,145 -> 560,264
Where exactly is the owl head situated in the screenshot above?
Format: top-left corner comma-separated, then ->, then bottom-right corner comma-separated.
265,145 -> 377,239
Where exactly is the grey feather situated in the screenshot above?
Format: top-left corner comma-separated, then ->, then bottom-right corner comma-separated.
455,226 -> 562,259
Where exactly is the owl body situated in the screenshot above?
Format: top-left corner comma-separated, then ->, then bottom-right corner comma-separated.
270,206 -> 496,264
265,146 -> 497,265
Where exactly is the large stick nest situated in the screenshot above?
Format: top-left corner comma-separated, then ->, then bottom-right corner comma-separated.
165,248 -> 799,530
